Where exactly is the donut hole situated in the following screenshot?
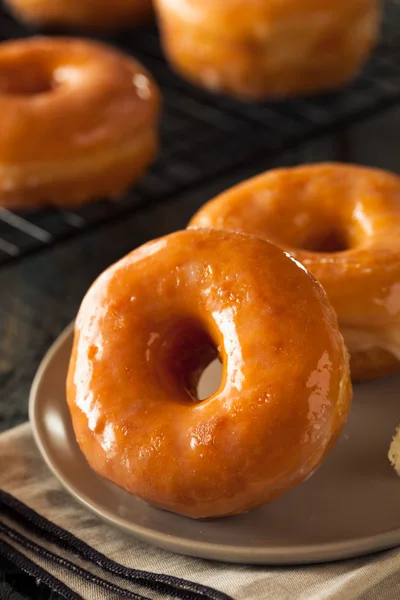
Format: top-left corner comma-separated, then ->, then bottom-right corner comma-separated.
0,63 -> 54,95
162,319 -> 222,402
299,228 -> 350,253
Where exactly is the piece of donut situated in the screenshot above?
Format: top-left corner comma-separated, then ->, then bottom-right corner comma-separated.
389,426 -> 400,476
0,37 -> 160,208
154,0 -> 381,99
6,0 -> 153,31
67,228 -> 351,518
190,163 -> 400,382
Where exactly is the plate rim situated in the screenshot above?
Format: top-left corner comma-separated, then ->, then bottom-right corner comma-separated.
29,324 -> 400,565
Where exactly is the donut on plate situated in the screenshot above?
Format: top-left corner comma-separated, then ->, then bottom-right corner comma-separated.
67,228 -> 351,518
0,37 -> 160,208
154,0 -> 381,99
6,0 -> 153,31
190,163 -> 400,381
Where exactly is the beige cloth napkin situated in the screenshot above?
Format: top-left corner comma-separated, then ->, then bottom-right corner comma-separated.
1,423 -> 399,600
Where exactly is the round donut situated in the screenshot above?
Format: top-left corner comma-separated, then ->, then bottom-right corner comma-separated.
190,163 -> 400,382
6,0 -> 153,31
67,228 -> 351,518
154,0 -> 380,99
0,37 -> 160,208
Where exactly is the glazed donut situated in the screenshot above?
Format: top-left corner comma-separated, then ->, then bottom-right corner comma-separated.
67,228 -> 351,518
0,37 -> 160,208
6,0 -> 153,31
190,163 -> 400,382
155,0 -> 380,99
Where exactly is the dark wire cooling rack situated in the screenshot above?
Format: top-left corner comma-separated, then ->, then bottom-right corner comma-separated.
0,1 -> 400,266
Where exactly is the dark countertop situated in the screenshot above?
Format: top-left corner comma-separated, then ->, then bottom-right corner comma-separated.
1,105 -> 400,433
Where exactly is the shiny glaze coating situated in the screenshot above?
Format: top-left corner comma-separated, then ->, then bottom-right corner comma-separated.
0,37 -> 160,207
190,163 -> 400,381
155,0 -> 380,99
6,0 -> 153,30
67,228 -> 351,518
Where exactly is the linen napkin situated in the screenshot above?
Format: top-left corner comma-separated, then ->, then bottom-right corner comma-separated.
0,423 -> 399,600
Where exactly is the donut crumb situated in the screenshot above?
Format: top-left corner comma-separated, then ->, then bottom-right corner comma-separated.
388,426 -> 400,476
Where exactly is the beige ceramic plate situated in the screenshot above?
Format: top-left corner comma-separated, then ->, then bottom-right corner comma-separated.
30,324 -> 400,565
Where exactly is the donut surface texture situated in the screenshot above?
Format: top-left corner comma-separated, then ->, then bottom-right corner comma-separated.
0,37 -> 160,207
190,163 -> 400,381
155,0 -> 380,99
6,0 -> 153,30
67,228 -> 351,518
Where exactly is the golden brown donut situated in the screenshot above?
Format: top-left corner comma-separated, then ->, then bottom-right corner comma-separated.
0,37 -> 160,208
6,0 -> 153,31
190,163 -> 400,382
67,228 -> 351,518
155,0 -> 381,99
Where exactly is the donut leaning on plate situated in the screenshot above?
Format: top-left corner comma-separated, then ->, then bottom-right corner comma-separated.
67,228 -> 351,518
190,163 -> 400,382
0,36 -> 160,208
154,0 -> 381,99
5,0 -> 153,31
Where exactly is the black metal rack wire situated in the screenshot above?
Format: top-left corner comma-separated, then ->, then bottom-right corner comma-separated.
0,0 -> 400,265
